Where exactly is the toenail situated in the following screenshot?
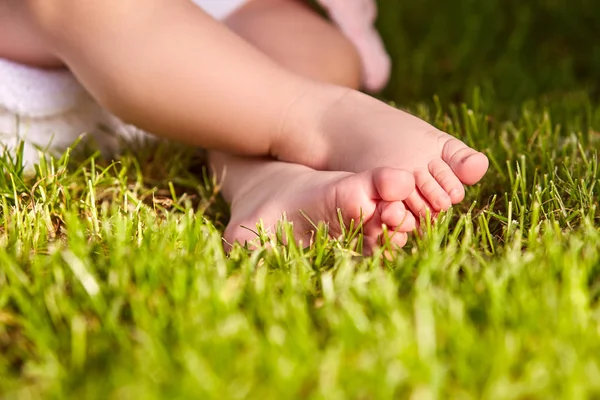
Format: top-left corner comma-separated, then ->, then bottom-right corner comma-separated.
449,189 -> 461,198
464,152 -> 484,162
462,153 -> 477,163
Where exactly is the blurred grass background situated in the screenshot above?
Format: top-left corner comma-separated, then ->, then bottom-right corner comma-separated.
1,2 -> 599,398
375,0 -> 599,110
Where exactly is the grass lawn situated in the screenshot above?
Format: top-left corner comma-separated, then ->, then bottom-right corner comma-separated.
1,1 -> 599,398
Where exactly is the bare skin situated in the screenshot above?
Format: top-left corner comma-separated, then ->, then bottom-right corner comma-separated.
0,1 -> 61,67
218,158 -> 416,250
213,0 -> 420,249
0,0 -> 489,248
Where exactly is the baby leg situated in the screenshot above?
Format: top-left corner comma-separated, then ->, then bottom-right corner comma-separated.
221,0 -> 488,218
0,0 -> 413,250
0,1 -> 62,67
224,0 -> 362,88
213,0 -> 413,249
11,0 -> 320,156
12,0 -> 488,220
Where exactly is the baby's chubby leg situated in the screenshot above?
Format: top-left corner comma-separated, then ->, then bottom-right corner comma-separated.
13,0 -> 488,217
0,0 -> 414,252
11,0 -> 319,155
0,1 -> 61,67
224,0 -> 489,216
212,0 -> 413,249
224,0 -> 362,89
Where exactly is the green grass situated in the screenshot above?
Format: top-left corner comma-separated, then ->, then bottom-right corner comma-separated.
2,2 -> 600,398
376,0 -> 600,108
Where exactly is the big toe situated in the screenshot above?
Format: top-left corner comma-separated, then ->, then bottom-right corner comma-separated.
336,168 -> 413,234
452,151 -> 489,185
441,138 -> 489,185
371,167 -> 415,201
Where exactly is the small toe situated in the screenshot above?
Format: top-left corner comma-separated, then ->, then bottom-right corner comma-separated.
404,190 -> 433,219
362,205 -> 384,238
414,169 -> 452,211
428,158 -> 465,204
404,190 -> 435,219
362,200 -> 415,239
379,201 -> 416,232
381,231 -> 408,249
362,235 -> 382,255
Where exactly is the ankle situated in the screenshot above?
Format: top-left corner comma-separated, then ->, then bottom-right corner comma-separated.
271,81 -> 351,170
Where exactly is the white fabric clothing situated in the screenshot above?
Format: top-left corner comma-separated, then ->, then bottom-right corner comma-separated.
192,0 -> 248,20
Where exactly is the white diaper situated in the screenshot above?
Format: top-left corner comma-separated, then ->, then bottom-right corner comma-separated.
192,0 -> 248,20
0,59 -> 119,166
0,0 -> 249,167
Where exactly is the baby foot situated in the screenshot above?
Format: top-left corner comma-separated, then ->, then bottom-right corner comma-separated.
223,163 -> 416,252
317,0 -> 391,92
277,89 -> 489,218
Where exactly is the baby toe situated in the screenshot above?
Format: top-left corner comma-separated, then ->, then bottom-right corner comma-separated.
455,152 -> 489,185
428,158 -> 465,204
414,169 -> 452,211
381,230 -> 408,249
404,190 -> 435,219
379,201 -> 415,232
441,137 -> 489,185
372,167 -> 415,201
